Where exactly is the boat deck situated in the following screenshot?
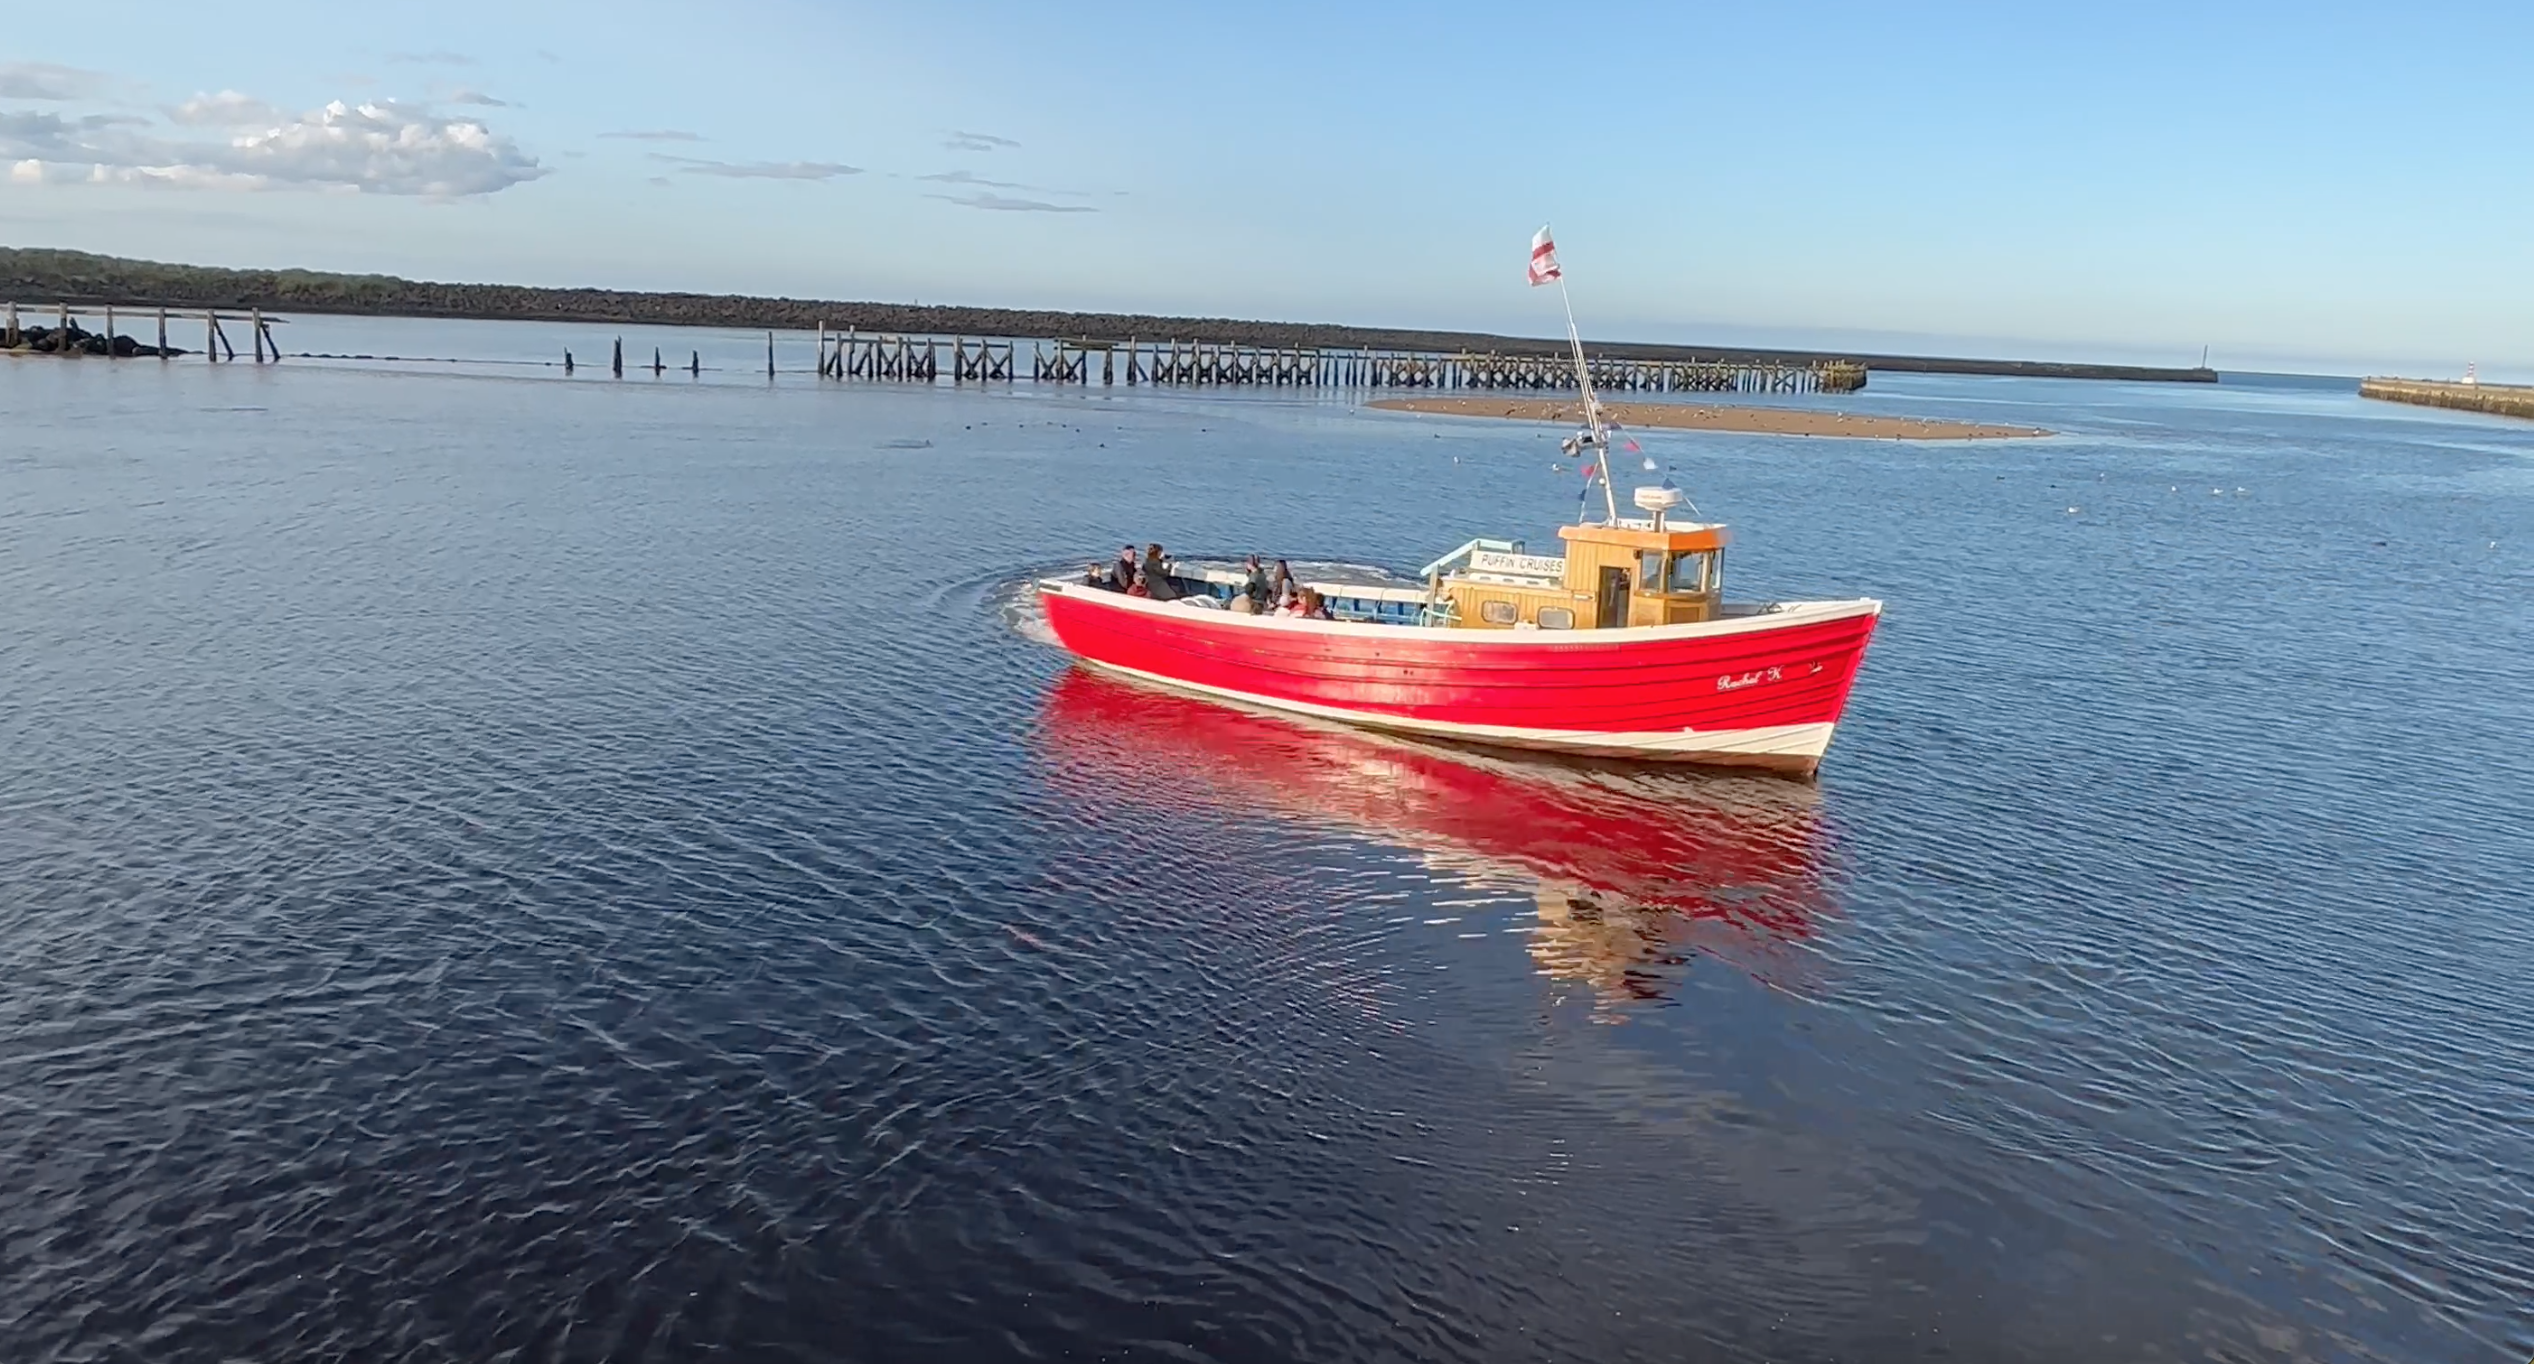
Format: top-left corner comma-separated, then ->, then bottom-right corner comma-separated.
1173,563 -> 1433,624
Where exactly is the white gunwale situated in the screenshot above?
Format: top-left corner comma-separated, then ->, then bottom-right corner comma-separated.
1036,578 -> 1881,646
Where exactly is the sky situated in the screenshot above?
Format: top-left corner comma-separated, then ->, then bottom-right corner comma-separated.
4,0 -> 2530,378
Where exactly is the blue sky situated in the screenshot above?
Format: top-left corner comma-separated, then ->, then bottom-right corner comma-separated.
5,0 -> 2529,377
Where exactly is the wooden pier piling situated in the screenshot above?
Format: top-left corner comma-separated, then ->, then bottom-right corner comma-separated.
0,298 -> 1866,394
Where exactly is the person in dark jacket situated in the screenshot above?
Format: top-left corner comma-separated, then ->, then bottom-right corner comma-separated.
1115,544 -> 1140,591
1140,544 -> 1179,601
1242,555 -> 1272,613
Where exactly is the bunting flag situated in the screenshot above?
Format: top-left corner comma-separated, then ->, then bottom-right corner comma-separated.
1528,226 -> 1562,287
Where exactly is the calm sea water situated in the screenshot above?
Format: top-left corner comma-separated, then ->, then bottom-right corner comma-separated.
3,321 -> 2530,1363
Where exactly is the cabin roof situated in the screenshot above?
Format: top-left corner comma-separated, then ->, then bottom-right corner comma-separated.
1557,520 -> 1730,553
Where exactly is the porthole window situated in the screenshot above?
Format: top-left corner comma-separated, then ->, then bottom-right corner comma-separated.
1479,600 -> 1519,625
1536,607 -> 1575,630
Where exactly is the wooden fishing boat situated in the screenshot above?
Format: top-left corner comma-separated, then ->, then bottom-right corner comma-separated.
1035,231 -> 1882,775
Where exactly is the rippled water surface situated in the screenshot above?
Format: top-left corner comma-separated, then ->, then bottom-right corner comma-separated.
4,329 -> 2531,1363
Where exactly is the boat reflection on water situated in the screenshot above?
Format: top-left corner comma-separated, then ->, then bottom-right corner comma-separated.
1032,668 -> 1838,1007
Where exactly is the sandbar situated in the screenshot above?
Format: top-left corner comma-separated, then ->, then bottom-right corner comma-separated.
1367,396 -> 2048,440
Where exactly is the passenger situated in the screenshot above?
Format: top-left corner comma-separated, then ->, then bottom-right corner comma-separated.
1242,555 -> 1272,613
1115,544 -> 1140,591
1084,563 -> 1110,590
1271,559 -> 1297,608
1140,543 -> 1179,602
1300,587 -> 1334,620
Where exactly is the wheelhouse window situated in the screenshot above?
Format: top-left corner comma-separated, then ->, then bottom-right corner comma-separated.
1479,599 -> 1519,625
1636,550 -> 1715,595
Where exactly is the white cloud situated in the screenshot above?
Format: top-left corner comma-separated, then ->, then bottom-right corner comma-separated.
11,158 -> 268,191
0,111 -> 152,162
2,98 -> 545,197
447,88 -> 510,107
649,153 -> 859,180
916,168 -> 1095,199
942,130 -> 1019,153
0,61 -> 108,101
226,101 -> 543,195
929,191 -> 1094,213
171,91 -> 290,128
919,169 -> 1031,190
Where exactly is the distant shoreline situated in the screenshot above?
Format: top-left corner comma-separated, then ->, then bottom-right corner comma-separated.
1369,396 -> 2050,440
0,246 -> 2218,385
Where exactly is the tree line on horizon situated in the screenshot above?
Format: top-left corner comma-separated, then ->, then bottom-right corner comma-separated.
0,247 -> 2210,381
0,246 -> 1649,359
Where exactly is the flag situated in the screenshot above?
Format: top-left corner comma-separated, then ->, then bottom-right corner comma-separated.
1528,226 -> 1562,286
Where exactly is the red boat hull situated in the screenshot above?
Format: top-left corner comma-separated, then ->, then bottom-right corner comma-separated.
1037,583 -> 1880,774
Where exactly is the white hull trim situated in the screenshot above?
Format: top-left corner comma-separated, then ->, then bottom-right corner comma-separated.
1075,658 -> 1840,775
1038,578 -> 1882,646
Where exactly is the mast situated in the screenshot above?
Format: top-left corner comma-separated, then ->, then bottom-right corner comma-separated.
1546,232 -> 1619,523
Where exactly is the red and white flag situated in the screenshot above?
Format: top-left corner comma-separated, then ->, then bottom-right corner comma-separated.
1527,226 -> 1562,286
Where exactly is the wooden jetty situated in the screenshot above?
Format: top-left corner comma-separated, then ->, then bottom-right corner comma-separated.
5,295 -> 1866,396
812,331 -> 1864,393
1,301 -> 282,360
2360,376 -> 2534,422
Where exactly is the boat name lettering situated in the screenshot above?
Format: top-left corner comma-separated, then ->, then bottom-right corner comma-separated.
1467,551 -> 1564,578
1715,666 -> 1783,692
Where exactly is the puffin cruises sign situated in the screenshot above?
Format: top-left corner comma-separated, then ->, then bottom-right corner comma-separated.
1466,550 -> 1565,579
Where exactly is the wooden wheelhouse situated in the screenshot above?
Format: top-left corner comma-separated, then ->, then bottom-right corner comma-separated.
1434,516 -> 1728,632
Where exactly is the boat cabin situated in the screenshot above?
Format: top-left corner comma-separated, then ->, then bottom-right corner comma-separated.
1145,487 -> 1727,633
1434,518 -> 1728,632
